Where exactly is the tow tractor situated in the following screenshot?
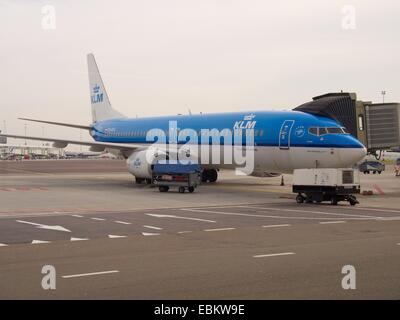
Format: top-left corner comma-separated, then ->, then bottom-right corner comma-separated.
293,168 -> 360,205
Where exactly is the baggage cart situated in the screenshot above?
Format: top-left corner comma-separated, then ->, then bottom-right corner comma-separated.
152,162 -> 202,193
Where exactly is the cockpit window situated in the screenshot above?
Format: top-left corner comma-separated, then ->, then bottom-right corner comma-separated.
308,127 -> 318,135
327,127 -> 343,134
318,127 -> 328,136
309,126 -> 349,136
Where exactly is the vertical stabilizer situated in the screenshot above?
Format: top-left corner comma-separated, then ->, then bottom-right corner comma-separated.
87,53 -> 125,122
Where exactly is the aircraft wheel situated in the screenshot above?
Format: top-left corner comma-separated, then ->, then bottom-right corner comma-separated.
159,186 -> 169,192
188,186 -> 195,193
178,187 -> 185,193
135,177 -> 144,184
201,169 -> 218,183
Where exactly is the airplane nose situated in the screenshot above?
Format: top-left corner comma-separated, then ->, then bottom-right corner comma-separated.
340,145 -> 367,167
357,146 -> 368,161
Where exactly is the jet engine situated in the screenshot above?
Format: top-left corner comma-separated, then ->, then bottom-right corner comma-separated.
127,149 -> 167,181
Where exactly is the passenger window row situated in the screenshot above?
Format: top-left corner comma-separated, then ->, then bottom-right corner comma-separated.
308,127 -> 349,136
104,129 -> 264,138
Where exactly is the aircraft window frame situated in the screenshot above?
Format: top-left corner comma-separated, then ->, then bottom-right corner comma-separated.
308,127 -> 318,136
327,127 -> 344,134
318,127 -> 328,136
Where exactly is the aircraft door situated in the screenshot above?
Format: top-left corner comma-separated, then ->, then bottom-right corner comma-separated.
279,120 -> 295,149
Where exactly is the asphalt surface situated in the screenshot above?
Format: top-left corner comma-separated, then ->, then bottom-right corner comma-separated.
0,160 -> 399,299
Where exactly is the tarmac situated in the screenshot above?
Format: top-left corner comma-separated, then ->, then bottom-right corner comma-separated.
0,159 -> 399,299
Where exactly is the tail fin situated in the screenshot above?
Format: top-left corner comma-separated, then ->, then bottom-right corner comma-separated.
87,53 -> 125,122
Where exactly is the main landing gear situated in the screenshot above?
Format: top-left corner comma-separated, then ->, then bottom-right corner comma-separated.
201,169 -> 218,183
135,177 -> 152,184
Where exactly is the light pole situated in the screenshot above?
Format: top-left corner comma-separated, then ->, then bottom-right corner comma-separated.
381,90 -> 386,104
24,123 -> 27,145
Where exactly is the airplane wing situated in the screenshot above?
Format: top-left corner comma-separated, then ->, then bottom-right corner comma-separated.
0,133 -> 147,155
18,118 -> 91,130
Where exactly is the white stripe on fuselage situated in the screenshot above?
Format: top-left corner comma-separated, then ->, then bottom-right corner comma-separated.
140,145 -> 365,173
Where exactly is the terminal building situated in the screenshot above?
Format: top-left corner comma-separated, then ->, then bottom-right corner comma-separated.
0,144 -> 65,159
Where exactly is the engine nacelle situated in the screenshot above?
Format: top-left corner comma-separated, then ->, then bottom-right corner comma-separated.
127,149 -> 166,179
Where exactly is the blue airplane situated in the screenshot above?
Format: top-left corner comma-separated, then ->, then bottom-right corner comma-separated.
2,54 -> 366,183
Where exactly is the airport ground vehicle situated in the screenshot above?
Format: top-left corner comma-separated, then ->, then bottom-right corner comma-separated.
395,158 -> 400,177
293,168 -> 360,205
358,160 -> 385,174
152,162 -> 202,193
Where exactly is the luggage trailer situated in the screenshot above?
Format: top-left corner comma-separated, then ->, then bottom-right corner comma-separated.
152,162 -> 202,193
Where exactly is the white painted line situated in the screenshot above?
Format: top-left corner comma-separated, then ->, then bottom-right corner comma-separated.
0,243 -> 8,247
262,224 -> 291,228
71,215 -> 83,218
319,221 -> 346,225
147,213 -> 216,223
108,234 -> 126,239
376,217 -> 400,221
250,206 -> 379,219
253,252 -> 295,258
17,220 -> 71,232
115,221 -> 131,225
31,240 -> 50,244
70,237 -> 89,241
397,243 -> 400,246
178,231 -> 192,234
347,207 -> 400,214
143,225 -> 163,230
181,208 -> 377,221
142,232 -> 160,236
91,218 -> 106,221
204,227 -> 235,232
62,270 -> 119,279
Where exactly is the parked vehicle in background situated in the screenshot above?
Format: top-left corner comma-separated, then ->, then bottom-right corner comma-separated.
395,158 -> 400,177
358,160 -> 385,174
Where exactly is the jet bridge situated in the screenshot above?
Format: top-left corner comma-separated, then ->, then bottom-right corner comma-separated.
294,92 -> 400,155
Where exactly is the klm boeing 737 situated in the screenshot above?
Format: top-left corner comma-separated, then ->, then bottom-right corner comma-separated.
1,54 -> 367,183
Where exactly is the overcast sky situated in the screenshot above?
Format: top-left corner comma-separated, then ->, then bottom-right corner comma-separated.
1,0 -> 399,149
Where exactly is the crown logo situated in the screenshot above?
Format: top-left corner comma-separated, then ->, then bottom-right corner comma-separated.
244,113 -> 256,121
93,84 -> 100,94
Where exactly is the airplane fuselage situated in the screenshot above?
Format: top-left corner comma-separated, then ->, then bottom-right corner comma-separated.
91,110 -> 366,173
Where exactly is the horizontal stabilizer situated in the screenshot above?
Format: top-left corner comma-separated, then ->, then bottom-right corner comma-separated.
18,118 -> 91,130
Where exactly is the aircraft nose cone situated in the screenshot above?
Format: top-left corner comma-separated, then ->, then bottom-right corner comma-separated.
356,146 -> 368,162
341,145 -> 367,167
